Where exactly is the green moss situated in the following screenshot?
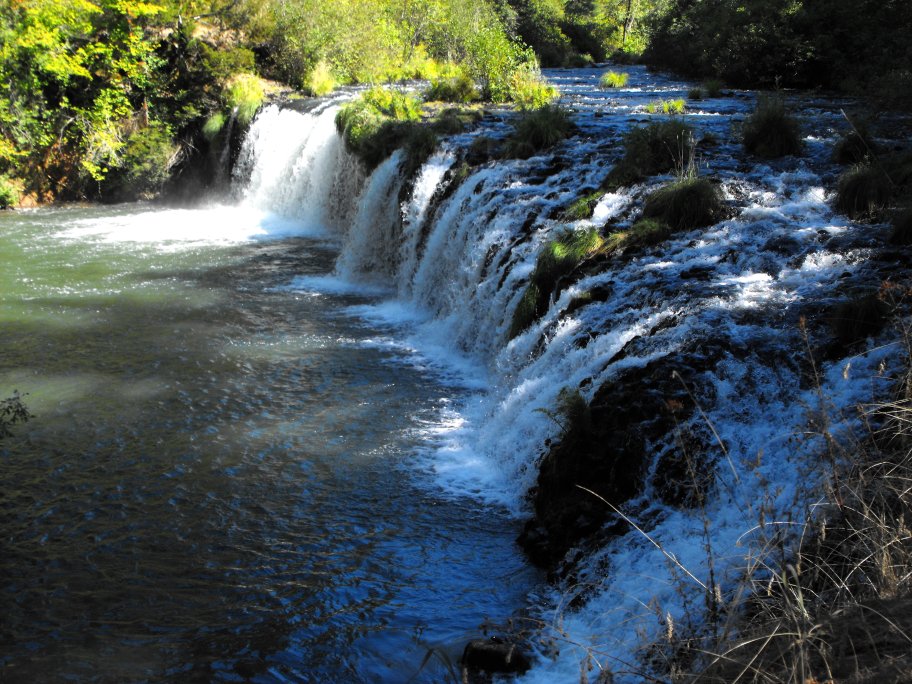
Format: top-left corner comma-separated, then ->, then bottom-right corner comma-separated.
604,218 -> 672,252
599,70 -> 628,89
561,190 -> 603,220
836,164 -> 893,219
505,105 -> 574,159
605,120 -> 694,187
743,95 -> 802,158
509,227 -> 603,337
641,177 -> 725,230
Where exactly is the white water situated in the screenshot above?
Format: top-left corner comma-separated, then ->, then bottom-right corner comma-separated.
233,69 -> 904,682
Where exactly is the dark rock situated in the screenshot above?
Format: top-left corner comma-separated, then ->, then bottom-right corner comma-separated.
462,637 -> 531,676
518,356 -> 699,570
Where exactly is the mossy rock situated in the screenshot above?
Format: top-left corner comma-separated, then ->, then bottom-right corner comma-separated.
641,177 -> 725,230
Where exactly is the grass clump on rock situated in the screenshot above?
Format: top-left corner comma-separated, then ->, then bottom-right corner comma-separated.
225,73 -> 267,127
335,87 -> 424,169
505,105 -> 574,159
641,176 -> 725,230
605,120 -> 694,187
835,164 -> 893,219
599,70 -> 628,89
510,227 -> 603,337
645,98 -> 686,115
560,189 -> 604,220
742,95 -> 802,158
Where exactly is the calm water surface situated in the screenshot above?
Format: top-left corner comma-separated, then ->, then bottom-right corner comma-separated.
0,204 -> 537,682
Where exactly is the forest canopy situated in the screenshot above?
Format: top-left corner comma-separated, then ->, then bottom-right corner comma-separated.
0,0 -> 908,205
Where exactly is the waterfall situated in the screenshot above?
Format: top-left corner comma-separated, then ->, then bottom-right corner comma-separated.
233,71 -> 901,682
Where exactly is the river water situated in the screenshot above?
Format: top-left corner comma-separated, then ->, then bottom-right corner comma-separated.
2,65 -> 907,683
0,204 -> 537,681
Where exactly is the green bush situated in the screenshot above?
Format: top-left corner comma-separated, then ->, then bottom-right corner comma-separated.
599,70 -> 628,89
505,105 -> 574,159
606,119 -> 694,187
742,96 -> 802,158
510,227 -> 603,337
424,73 -> 479,103
102,122 -> 177,201
640,177 -> 725,230
305,61 -> 336,97
836,164 -> 893,219
0,177 -> 19,209
509,69 -> 559,111
225,74 -> 267,127
362,87 -> 422,121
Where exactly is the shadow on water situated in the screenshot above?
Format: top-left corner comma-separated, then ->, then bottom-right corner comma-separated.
0,234 -> 537,682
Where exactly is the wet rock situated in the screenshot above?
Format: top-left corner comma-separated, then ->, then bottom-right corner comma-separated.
462,637 -> 531,678
518,356 -> 699,570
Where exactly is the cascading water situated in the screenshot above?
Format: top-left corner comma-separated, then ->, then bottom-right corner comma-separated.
274,67 -> 906,680
2,66 -> 906,684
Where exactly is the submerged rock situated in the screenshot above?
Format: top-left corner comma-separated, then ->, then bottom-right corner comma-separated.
462,637 -> 531,678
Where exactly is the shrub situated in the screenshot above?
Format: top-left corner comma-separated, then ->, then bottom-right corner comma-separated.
102,122 -> 177,201
305,61 -> 336,97
742,95 -> 802,158
835,164 -> 893,219
703,79 -> 724,97
606,119 -> 694,187
424,73 -> 479,103
0,177 -> 19,209
225,74 -> 267,126
641,177 -> 725,230
889,209 -> 912,245
510,227 -> 603,337
505,105 -> 574,159
599,70 -> 628,89
646,98 -> 686,115
362,87 -> 422,122
509,70 -> 559,111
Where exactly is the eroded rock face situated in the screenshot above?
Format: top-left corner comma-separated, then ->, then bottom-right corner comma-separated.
518,355 -> 703,570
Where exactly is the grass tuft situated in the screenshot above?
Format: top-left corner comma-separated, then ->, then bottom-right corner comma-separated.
225,73 -> 267,127
702,79 -> 724,97
509,70 -> 559,111
742,95 -> 802,158
836,164 -> 894,219
599,70 -> 629,89
424,72 -> 479,104
505,105 -> 574,159
641,177 -> 725,231
645,98 -> 686,115
605,120 -> 694,187
202,112 -> 226,141
829,291 -> 891,347
510,228 -> 603,337
688,87 -> 704,100
305,61 -> 336,97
